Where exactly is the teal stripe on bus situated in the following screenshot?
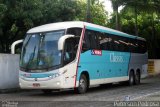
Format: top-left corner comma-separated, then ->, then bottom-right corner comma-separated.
20,73 -> 55,78
77,50 -> 130,80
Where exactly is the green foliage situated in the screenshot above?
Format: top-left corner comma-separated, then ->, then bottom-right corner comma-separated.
108,0 -> 160,58
109,1 -> 160,59
0,0 -> 80,53
1,0 -> 159,59
75,0 -> 108,26
0,0 -> 108,53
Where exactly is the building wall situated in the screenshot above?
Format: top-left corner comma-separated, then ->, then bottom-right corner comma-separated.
148,59 -> 160,75
154,60 -> 160,74
0,54 -> 19,89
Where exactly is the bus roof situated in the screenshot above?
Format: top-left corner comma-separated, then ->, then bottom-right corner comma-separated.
27,21 -> 84,33
27,21 -> 145,41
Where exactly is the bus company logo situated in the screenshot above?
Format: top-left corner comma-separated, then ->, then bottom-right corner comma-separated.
91,50 -> 102,56
23,73 -> 31,77
110,53 -> 124,62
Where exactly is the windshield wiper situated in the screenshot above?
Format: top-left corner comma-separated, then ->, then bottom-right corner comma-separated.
25,46 -> 36,72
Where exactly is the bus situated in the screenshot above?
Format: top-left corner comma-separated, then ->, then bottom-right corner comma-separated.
19,21 -> 148,94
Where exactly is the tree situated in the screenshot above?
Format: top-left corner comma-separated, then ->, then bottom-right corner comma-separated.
76,0 -> 108,26
0,0 -> 108,53
110,0 -> 127,30
0,0 -> 80,53
116,2 -> 160,58
121,0 -> 160,36
124,0 -> 160,58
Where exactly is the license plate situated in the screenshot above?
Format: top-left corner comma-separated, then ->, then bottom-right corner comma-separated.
33,83 -> 40,87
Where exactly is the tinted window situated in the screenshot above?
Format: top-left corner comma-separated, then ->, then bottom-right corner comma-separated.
66,28 -> 82,37
118,37 -> 129,52
137,40 -> 147,53
82,29 -> 147,53
63,37 -> 79,65
96,32 -> 112,50
82,30 -> 98,52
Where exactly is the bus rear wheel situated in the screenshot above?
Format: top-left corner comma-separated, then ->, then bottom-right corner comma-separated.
134,71 -> 140,85
128,71 -> 134,86
77,74 -> 88,94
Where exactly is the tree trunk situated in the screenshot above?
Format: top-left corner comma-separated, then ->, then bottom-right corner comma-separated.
115,5 -> 119,30
151,13 -> 156,59
86,0 -> 91,22
134,2 -> 138,36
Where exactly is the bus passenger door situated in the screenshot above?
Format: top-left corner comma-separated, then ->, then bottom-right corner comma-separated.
62,37 -> 79,88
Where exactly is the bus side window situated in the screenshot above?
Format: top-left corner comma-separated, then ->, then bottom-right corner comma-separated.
63,38 -> 79,65
89,30 -> 98,49
63,39 -> 71,64
66,28 -> 82,37
113,36 -> 120,51
129,39 -> 136,53
82,30 -> 98,52
97,32 -> 110,50
82,30 -> 90,52
117,36 -> 129,52
109,35 -> 115,51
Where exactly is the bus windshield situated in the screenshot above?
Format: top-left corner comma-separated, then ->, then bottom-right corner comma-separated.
20,30 -> 65,70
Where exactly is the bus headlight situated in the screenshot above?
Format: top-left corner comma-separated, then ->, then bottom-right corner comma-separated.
53,73 -> 60,78
48,75 -> 53,79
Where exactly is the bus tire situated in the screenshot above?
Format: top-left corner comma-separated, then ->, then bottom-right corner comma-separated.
42,89 -> 52,94
134,71 -> 140,85
77,74 -> 88,94
128,71 -> 134,86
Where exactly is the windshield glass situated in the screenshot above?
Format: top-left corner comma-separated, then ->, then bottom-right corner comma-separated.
20,30 -> 65,70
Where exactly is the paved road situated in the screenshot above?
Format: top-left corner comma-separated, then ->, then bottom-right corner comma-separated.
0,76 -> 160,107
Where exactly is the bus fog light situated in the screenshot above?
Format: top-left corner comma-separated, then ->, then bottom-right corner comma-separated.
56,82 -> 60,85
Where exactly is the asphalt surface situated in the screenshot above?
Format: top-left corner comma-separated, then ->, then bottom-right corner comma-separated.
0,75 -> 160,107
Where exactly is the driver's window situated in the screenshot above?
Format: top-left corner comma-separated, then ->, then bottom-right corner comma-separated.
63,38 -> 79,65
64,40 -> 72,63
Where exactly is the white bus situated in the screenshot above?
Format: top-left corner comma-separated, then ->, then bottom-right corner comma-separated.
19,21 -> 148,94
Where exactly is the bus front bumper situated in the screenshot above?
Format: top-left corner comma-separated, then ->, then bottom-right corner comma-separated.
19,77 -> 63,89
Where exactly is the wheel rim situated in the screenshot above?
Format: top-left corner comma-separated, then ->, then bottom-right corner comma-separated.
135,72 -> 140,83
130,72 -> 134,84
79,78 -> 86,90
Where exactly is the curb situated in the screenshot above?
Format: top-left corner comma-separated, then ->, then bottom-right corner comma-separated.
0,88 -> 21,94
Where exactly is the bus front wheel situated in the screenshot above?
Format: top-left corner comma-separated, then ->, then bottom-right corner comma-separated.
77,74 -> 88,94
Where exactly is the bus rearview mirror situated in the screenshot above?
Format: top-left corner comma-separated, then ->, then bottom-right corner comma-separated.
58,35 -> 75,50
